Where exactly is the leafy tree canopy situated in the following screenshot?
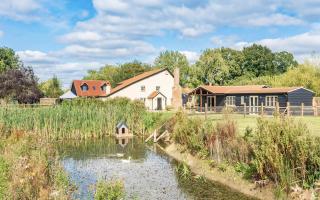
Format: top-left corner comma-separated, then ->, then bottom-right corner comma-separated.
154,50 -> 191,86
0,66 -> 43,103
194,49 -> 229,85
39,75 -> 64,98
0,47 -> 20,73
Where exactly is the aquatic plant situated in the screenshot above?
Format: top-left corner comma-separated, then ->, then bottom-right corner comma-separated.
0,128 -> 72,199
94,180 -> 124,200
176,162 -> 192,180
0,98 -> 171,139
252,117 -> 320,192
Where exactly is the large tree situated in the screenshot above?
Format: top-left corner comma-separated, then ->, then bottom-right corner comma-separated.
0,47 -> 20,73
242,44 -> 276,77
273,51 -> 298,73
154,50 -> 190,86
195,49 -> 229,85
0,67 -> 43,103
39,75 -> 63,98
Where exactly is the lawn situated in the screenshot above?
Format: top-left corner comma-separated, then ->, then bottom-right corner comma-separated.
190,113 -> 320,136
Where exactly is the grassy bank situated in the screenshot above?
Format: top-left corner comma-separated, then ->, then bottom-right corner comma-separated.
171,112 -> 320,198
191,114 -> 320,136
0,98 -> 172,140
0,127 -> 72,199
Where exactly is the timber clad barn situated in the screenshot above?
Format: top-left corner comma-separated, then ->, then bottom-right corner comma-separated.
189,85 -> 315,114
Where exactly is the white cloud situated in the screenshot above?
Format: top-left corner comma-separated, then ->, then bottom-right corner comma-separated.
246,14 -> 304,26
0,0 -> 41,21
17,50 -> 57,63
180,51 -> 199,64
59,31 -> 103,43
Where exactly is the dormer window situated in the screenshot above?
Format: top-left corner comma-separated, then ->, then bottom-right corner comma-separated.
81,83 -> 88,91
93,86 -> 96,90
156,86 -> 160,91
101,84 -> 107,91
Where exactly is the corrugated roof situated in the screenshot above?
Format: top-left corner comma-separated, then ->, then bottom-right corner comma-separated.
72,80 -> 110,97
59,90 -> 77,99
108,68 -> 172,96
190,85 -> 303,95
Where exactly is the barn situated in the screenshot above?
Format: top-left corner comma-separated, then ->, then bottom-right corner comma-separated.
188,85 -> 315,114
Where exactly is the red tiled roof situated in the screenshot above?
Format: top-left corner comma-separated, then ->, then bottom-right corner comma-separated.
109,68 -> 172,96
72,80 -> 110,97
148,91 -> 159,99
190,85 -> 303,95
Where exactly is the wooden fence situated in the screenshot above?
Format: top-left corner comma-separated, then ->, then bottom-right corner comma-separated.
185,102 -> 320,117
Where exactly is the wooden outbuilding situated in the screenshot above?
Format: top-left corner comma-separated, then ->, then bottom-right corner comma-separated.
188,85 -> 315,114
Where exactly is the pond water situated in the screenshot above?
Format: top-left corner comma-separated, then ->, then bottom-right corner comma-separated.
57,137 -> 256,200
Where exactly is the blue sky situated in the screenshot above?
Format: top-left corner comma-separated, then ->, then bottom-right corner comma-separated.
0,0 -> 320,87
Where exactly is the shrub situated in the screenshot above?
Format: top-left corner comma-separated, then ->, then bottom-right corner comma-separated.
252,117 -> 320,192
94,180 -> 124,200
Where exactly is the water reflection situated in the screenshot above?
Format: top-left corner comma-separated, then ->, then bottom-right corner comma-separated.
57,137 -> 256,200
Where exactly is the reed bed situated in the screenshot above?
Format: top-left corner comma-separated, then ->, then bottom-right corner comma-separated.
0,98 -> 170,140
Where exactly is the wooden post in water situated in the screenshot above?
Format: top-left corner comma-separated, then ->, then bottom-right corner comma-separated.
153,130 -> 157,143
301,103 -> 304,117
287,102 -> 291,116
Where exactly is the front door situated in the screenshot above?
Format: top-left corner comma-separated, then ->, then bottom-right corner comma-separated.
249,96 -> 259,114
157,97 -> 162,110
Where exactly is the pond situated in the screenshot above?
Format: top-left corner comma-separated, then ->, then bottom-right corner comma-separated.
57,137 -> 256,200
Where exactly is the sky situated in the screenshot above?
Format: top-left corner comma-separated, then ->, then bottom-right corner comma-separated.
1,0 -> 320,88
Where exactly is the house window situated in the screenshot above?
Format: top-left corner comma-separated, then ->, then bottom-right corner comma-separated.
225,96 -> 236,106
122,127 -> 125,134
140,98 -> 146,103
81,84 -> 88,91
92,86 -> 96,90
141,85 -> 145,92
156,86 -> 160,91
265,96 -> 278,107
241,96 -> 245,105
101,84 -> 107,91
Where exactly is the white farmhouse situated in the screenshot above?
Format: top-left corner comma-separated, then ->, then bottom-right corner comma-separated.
100,68 -> 180,110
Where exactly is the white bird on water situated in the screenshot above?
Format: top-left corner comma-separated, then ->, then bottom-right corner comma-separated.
121,156 -> 132,163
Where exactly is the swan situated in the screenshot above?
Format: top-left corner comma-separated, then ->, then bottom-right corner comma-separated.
121,156 -> 131,163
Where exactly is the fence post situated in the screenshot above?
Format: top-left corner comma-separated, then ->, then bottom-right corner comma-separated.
244,103 -> 246,118
261,102 -> 264,116
301,103 -> 304,117
287,102 -> 290,116
205,103 -> 208,120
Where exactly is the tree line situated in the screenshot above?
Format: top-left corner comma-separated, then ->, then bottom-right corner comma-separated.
85,44 -> 299,88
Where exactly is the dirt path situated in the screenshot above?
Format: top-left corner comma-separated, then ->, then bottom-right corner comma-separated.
160,143 -> 275,200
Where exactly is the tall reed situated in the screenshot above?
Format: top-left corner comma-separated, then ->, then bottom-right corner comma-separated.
0,98 -> 169,140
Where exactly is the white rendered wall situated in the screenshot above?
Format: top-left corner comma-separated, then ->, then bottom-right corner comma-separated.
102,70 -> 174,109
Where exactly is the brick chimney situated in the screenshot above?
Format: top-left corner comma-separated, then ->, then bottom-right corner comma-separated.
172,68 -> 182,109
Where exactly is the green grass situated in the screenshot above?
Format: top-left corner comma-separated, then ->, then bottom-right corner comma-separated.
191,114 -> 320,136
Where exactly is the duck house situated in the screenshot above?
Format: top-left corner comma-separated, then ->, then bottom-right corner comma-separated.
115,121 -> 133,138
